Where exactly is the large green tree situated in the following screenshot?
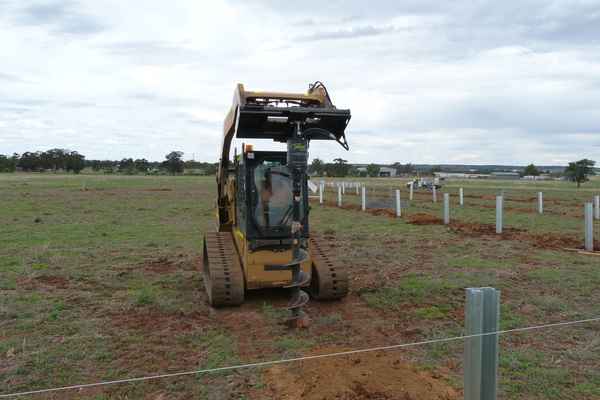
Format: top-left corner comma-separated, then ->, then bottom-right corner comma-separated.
309,158 -> 325,176
118,158 -> 135,174
134,158 -> 150,173
0,154 -> 18,172
366,164 -> 380,177
162,151 -> 185,175
328,158 -> 349,177
523,163 -> 540,176
65,151 -> 85,174
564,159 -> 596,188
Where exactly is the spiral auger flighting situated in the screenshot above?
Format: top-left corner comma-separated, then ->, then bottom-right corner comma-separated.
284,246 -> 311,327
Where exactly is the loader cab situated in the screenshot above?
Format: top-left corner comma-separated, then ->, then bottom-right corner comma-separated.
236,148 -> 308,247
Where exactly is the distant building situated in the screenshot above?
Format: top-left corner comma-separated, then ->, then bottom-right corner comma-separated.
522,174 -> 552,181
490,172 -> 520,180
378,167 -> 397,177
434,172 -> 490,179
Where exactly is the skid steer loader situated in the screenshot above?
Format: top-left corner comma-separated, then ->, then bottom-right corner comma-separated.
202,82 -> 351,326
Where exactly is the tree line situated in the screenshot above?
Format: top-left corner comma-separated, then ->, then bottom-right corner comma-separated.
308,158 -> 596,186
0,149 -> 218,176
308,158 -> 416,177
0,149 -> 85,173
1,150 -> 595,186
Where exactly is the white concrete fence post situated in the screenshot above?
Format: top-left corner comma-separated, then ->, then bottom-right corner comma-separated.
496,196 -> 503,234
409,182 -> 414,201
594,195 -> 600,220
337,185 -> 342,207
585,202 -> 594,252
342,182 -> 345,195
433,185 -> 437,203
538,192 -> 543,215
444,193 -> 450,225
395,189 -> 401,217
459,187 -> 464,207
355,183 -> 359,195
361,186 -> 366,211
319,183 -> 324,205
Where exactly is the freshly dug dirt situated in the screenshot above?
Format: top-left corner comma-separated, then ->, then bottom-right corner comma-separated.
258,349 -> 458,400
406,213 -> 444,225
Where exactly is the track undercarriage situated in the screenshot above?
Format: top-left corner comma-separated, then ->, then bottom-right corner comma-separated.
202,232 -> 348,309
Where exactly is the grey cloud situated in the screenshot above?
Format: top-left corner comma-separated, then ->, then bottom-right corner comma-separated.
15,1 -> 106,35
102,41 -> 206,65
231,0 -> 446,18
297,24 -> 398,41
0,72 -> 26,82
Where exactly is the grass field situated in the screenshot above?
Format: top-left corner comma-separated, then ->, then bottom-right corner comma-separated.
1,173 -> 600,399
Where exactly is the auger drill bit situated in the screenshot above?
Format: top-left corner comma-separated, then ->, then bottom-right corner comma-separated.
285,126 -> 311,328
285,242 -> 310,327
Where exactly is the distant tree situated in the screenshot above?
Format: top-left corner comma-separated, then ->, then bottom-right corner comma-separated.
90,160 -> 102,172
326,158 -> 349,177
366,164 -> 380,177
309,158 -> 325,176
204,162 -> 218,176
390,162 -> 415,175
65,151 -> 85,174
134,158 -> 150,173
430,165 -> 442,174
564,159 -> 596,188
118,158 -> 135,174
18,152 -> 41,171
162,151 -> 185,175
0,154 -> 18,172
523,163 -> 540,176
348,166 -> 360,177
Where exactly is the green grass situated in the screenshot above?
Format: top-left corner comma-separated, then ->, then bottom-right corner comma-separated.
361,274 -> 457,310
447,255 -> 510,269
274,336 -> 315,354
501,350 -> 573,399
2,173 -> 600,399
198,330 -> 238,370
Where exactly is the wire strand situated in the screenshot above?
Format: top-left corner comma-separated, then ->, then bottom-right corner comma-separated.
2,316 -> 599,398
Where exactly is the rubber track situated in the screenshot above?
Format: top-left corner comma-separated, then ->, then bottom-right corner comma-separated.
203,232 -> 245,306
309,235 -> 349,300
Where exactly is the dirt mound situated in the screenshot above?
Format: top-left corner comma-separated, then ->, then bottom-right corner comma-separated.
258,350 -> 458,400
406,213 -> 444,225
449,222 -> 584,250
337,203 -> 397,218
369,208 -> 397,217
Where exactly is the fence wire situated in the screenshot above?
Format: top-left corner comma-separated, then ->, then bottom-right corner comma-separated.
2,316 -> 600,398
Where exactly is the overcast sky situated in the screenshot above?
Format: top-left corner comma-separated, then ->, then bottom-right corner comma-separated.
1,1 -> 599,165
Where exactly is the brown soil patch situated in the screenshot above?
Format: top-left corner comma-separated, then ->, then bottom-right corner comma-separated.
140,255 -> 197,274
369,208 -> 397,217
18,275 -> 70,289
257,349 -> 458,400
448,222 -> 585,250
406,213 -> 444,225
144,257 -> 180,273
